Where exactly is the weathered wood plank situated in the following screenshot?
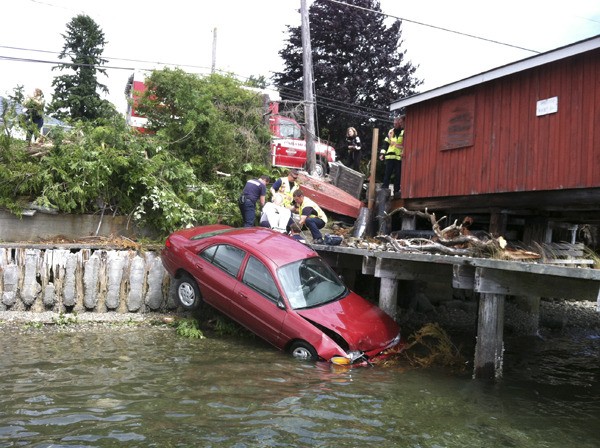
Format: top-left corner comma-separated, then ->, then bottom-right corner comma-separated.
474,293 -> 505,379
362,256 -> 376,276
452,264 -> 475,289
474,267 -> 600,301
375,258 -> 453,282
318,245 -> 600,282
379,277 -> 398,319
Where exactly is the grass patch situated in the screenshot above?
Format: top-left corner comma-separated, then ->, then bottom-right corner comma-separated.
174,318 -> 205,339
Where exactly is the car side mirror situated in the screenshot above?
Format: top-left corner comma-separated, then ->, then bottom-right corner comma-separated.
277,299 -> 286,310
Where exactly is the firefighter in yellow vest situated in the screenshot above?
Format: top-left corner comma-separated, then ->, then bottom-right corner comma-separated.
270,169 -> 300,208
379,115 -> 405,198
291,189 -> 328,244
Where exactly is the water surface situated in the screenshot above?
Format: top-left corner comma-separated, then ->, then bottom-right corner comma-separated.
0,324 -> 598,447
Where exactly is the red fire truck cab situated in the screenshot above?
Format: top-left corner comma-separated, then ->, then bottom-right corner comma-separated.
265,94 -> 336,177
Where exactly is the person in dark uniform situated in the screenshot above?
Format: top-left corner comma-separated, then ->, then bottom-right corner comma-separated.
238,175 -> 270,227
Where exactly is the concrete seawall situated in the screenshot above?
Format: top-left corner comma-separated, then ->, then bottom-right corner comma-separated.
0,246 -> 175,314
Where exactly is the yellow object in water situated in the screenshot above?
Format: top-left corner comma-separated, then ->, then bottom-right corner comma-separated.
330,356 -> 351,365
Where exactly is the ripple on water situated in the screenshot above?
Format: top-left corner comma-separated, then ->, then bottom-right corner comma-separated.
0,327 -> 597,447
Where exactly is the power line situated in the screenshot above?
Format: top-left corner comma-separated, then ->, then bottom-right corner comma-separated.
325,0 -> 542,54
277,84 -> 390,118
0,54 -> 134,71
0,45 -> 216,74
0,47 -> 396,124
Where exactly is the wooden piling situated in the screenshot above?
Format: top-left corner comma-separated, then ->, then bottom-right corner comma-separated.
474,293 -> 505,379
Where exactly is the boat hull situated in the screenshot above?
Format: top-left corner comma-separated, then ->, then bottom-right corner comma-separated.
297,173 -> 364,218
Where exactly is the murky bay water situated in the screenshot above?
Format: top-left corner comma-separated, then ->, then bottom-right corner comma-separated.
0,325 -> 598,447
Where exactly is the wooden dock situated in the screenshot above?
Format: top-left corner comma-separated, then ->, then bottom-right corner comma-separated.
314,244 -> 600,379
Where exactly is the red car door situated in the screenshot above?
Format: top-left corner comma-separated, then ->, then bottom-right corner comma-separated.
194,244 -> 245,316
230,256 -> 288,347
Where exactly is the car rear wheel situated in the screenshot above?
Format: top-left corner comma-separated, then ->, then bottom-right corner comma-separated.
289,341 -> 318,361
174,274 -> 202,311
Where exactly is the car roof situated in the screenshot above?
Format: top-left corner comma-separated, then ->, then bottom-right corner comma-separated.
227,227 -> 318,266
175,225 -> 317,267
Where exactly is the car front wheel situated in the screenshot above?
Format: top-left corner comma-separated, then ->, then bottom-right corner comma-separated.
174,274 -> 202,311
289,341 -> 318,361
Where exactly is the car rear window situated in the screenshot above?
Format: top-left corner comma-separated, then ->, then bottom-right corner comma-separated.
190,228 -> 234,241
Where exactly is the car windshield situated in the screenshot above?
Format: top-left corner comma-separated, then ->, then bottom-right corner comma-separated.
277,257 -> 347,309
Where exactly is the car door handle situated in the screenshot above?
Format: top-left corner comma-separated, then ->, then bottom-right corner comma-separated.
195,264 -> 203,270
238,292 -> 248,299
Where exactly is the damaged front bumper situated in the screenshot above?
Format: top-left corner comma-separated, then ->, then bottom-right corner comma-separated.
329,334 -> 403,366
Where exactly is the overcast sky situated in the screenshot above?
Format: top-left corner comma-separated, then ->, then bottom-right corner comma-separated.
1,0 -> 599,115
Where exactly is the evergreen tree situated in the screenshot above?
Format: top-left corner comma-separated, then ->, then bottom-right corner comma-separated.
48,14 -> 116,122
274,0 -> 421,152
246,75 -> 268,89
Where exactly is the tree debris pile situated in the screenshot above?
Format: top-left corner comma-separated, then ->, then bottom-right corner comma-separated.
29,234 -> 143,250
374,323 -> 466,372
340,208 -> 542,261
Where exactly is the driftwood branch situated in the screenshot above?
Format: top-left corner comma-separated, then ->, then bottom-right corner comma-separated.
378,235 -> 472,256
374,207 -> 520,258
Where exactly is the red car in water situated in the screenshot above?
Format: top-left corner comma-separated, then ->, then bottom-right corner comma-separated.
161,225 -> 401,364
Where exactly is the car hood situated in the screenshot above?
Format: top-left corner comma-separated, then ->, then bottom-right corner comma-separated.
295,292 -> 399,351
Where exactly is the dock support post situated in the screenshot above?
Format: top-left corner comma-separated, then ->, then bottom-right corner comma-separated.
379,277 -> 398,319
473,293 -> 505,379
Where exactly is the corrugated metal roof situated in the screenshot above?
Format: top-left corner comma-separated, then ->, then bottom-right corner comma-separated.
390,34 -> 600,111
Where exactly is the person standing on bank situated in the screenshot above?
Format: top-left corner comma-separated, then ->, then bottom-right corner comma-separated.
23,88 -> 45,146
239,175 -> 269,227
270,169 -> 300,208
345,127 -> 362,172
379,115 -> 405,198
291,189 -> 328,244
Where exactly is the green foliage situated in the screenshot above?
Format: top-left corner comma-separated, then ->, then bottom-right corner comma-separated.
53,312 -> 78,327
246,75 -> 268,89
212,314 -> 254,338
49,14 -> 116,122
137,68 -> 272,182
0,139 -> 44,215
0,69 -> 281,235
0,86 -> 27,149
274,0 -> 422,146
175,318 -> 205,339
23,321 -> 44,330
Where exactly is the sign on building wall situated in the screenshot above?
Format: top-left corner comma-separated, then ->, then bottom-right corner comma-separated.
536,96 -> 558,116
439,94 -> 475,150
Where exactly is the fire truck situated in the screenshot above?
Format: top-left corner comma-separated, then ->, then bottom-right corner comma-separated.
125,71 -> 336,176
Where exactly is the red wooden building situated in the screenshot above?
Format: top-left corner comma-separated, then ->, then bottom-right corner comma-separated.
390,35 -> 600,243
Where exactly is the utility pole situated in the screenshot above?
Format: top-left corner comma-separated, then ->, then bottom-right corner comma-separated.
300,0 -> 316,175
211,28 -> 217,73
